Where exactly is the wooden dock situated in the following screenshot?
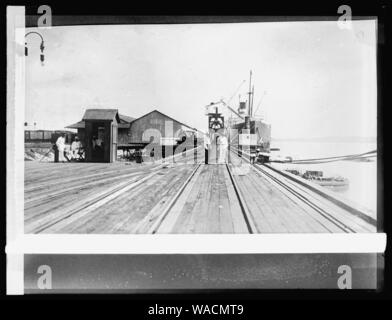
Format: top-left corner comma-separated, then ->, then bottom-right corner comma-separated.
24,150 -> 376,234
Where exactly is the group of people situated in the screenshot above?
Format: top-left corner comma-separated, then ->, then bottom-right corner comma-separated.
204,132 -> 261,165
203,133 -> 228,164
55,133 -> 84,162
216,135 -> 228,163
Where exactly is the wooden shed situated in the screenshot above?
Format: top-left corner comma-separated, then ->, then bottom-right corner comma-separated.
123,110 -> 195,146
81,109 -> 120,163
66,108 -> 198,161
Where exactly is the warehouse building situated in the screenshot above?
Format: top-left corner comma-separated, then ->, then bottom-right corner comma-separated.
66,108 -> 198,162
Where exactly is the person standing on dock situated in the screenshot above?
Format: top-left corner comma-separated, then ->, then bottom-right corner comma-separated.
218,134 -> 228,164
255,148 -> 261,164
204,134 -> 211,164
55,133 -> 66,163
250,148 -> 256,164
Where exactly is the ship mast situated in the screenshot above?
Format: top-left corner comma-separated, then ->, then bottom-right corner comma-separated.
248,70 -> 252,117
251,85 -> 255,118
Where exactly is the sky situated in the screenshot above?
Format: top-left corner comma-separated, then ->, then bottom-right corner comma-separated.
24,20 -> 377,139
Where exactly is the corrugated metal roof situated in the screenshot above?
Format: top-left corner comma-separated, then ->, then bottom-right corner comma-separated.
65,121 -> 85,129
66,109 -> 198,133
82,109 -> 120,121
132,110 -> 197,132
66,112 -> 135,129
119,114 -> 136,123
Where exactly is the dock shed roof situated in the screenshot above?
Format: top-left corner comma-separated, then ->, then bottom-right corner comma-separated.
135,109 -> 197,132
82,109 -> 120,121
67,109 -> 135,129
119,114 -> 136,123
65,109 -> 199,133
65,121 -> 85,129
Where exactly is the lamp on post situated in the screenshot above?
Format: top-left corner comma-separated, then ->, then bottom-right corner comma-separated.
25,31 -> 45,66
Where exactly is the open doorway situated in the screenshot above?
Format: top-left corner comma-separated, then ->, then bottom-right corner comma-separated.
91,122 -> 106,162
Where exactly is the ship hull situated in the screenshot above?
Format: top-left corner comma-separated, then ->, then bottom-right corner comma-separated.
230,119 -> 271,152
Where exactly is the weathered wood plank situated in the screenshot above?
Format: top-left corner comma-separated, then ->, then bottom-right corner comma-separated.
222,166 -> 249,233
255,165 -> 375,233
155,164 -> 203,233
44,165 -> 197,233
24,147 -> 375,234
228,151 -> 353,233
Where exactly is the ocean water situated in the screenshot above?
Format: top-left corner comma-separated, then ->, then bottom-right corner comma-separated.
269,140 -> 377,217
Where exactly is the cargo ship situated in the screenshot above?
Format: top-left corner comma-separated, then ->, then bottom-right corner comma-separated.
228,71 -> 272,162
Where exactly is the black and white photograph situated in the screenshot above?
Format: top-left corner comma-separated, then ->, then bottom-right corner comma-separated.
21,19 -> 379,234
5,4 -> 388,296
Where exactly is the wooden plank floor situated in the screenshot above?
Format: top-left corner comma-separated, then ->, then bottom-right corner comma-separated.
228,151 -> 376,233
43,164 -> 200,234
157,164 -> 249,234
25,162 -> 162,233
25,153 -> 376,234
25,161 -> 201,234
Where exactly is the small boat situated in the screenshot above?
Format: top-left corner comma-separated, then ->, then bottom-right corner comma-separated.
285,169 -> 349,187
285,169 -> 301,176
302,170 -> 349,187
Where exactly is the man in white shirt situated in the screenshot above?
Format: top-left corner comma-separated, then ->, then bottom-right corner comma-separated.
218,134 -> 228,164
55,133 -> 66,162
204,134 -> 211,164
